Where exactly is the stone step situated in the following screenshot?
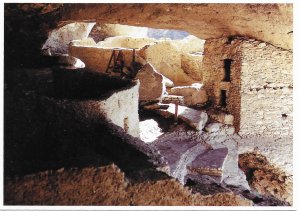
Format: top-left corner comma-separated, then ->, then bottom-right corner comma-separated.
156,103 -> 208,131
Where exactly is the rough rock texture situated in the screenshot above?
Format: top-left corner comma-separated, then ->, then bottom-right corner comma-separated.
56,54 -> 85,68
139,41 -> 196,85
239,153 -> 292,204
207,109 -> 234,125
172,35 -> 206,53
202,37 -> 292,137
4,3 -> 63,68
237,136 -> 293,176
71,37 -> 96,46
136,63 -> 165,102
51,68 -> 140,137
89,23 -> 149,42
4,163 -> 251,206
42,22 -> 95,54
97,36 -> 157,49
69,44 -> 139,74
187,148 -> 228,177
181,53 -> 204,81
170,83 -> 208,106
60,4 -> 293,50
4,4 -> 293,69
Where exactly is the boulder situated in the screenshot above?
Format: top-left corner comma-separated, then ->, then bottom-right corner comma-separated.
136,63 -> 165,102
170,83 -> 208,106
162,76 -> 174,88
205,123 -> 223,133
56,54 -> 85,68
42,22 -> 95,55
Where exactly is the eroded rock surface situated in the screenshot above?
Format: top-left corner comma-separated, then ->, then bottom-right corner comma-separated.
136,63 -> 165,102
42,22 -> 95,55
170,83 -> 208,106
61,4 -> 293,50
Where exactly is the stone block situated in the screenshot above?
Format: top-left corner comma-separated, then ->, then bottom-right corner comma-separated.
205,123 -> 223,133
170,83 -> 208,106
136,63 -> 165,102
187,148 -> 228,177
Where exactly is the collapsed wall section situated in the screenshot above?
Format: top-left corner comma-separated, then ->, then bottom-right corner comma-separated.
239,40 -> 293,137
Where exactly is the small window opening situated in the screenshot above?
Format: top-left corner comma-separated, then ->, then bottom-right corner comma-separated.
223,59 -> 232,82
282,114 -> 287,119
226,36 -> 235,44
124,117 -> 129,133
220,90 -> 227,107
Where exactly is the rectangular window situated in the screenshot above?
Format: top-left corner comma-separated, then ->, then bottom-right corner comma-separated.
220,90 -> 227,107
223,59 -> 232,82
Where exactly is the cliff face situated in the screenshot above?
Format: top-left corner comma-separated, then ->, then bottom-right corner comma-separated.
60,3 -> 293,50
4,4 -> 292,68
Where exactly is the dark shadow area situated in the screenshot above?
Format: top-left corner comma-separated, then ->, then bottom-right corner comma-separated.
4,67 -> 167,184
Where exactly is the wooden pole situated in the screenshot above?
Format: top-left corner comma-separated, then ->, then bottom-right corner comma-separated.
175,103 -> 178,122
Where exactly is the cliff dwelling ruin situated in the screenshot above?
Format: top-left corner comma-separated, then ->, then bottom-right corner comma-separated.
3,3 -> 293,207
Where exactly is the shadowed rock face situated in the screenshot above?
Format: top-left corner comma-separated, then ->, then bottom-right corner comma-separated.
60,3 -> 292,50
4,3 -> 292,68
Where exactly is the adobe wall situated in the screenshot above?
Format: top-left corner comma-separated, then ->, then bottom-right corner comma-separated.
202,38 -> 243,131
239,40 -> 293,137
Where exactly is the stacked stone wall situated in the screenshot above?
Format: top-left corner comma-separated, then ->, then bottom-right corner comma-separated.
239,40 -> 293,137
202,38 -> 243,130
202,37 -> 292,137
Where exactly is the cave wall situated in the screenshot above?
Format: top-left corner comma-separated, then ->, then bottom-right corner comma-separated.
4,3 -> 62,68
60,3 -> 293,50
4,3 -> 292,69
89,23 -> 149,43
42,22 -> 95,55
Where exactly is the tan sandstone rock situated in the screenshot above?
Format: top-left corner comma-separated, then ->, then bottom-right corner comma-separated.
170,83 -> 208,106
136,63 -> 165,102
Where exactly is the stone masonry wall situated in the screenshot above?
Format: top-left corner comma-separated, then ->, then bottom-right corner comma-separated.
202,37 -> 292,137
202,38 -> 243,130
239,40 -> 293,137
